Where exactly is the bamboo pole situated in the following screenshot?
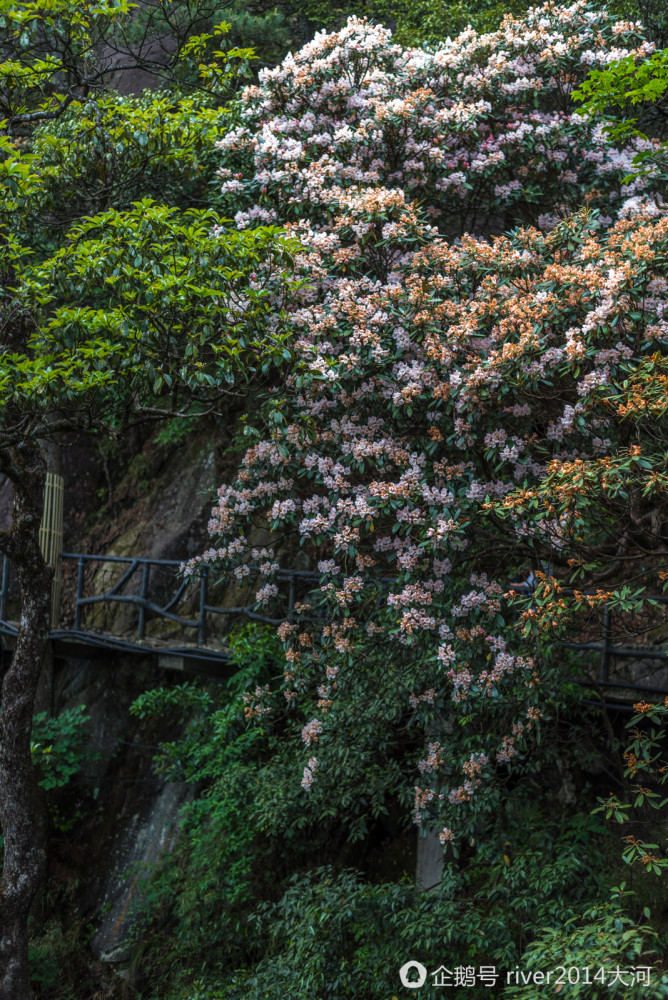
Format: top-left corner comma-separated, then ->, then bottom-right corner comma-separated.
38,472 -> 64,626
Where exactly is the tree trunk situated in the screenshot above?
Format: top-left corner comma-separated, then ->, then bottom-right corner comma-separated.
0,443 -> 51,999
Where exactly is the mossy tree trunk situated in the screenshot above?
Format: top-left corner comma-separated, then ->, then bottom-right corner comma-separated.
0,442 -> 51,1000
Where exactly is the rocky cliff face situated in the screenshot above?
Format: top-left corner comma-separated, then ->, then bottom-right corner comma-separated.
8,420 -> 237,994
52,652 -> 191,968
61,426 -> 226,972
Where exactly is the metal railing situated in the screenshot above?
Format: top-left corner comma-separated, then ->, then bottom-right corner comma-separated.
509,582 -> 668,698
1,553 -> 667,699
60,553 -> 323,645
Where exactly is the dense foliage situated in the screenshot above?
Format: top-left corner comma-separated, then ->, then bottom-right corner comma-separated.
2,0 -> 668,996
192,1 -> 668,842
166,6 -> 668,998
127,626 -> 667,1000
0,2 -> 294,996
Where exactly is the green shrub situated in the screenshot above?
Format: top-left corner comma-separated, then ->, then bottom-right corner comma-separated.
31,705 -> 92,792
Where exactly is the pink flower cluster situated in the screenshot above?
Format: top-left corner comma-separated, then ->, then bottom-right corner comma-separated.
215,5 -> 660,235
301,718 -> 324,747
301,756 -> 320,791
201,203 -> 668,831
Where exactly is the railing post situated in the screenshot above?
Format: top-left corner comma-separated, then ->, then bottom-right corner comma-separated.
0,555 -> 9,622
0,555 -> 8,621
600,604 -> 611,684
74,557 -> 85,630
198,565 -> 208,646
288,573 -> 296,624
137,562 -> 150,640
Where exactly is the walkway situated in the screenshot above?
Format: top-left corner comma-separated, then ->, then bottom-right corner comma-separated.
0,553 -> 667,701
0,553 -> 320,675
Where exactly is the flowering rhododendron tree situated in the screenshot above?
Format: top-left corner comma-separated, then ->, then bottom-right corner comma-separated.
191,180 -> 668,844
214,4 -> 664,235
189,4 -> 668,850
